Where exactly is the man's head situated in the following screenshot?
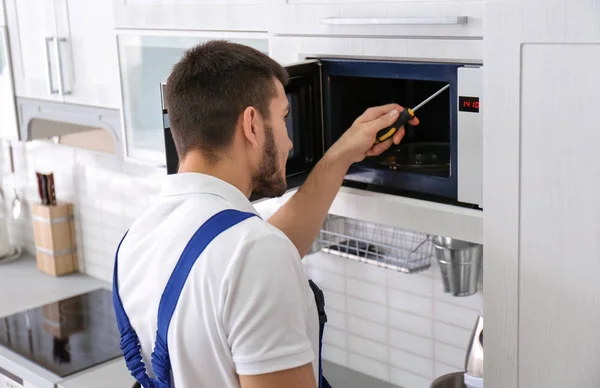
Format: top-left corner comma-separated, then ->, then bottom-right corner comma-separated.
164,40 -> 292,198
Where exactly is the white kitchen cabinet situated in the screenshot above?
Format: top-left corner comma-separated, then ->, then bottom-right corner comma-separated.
113,0 -> 267,32
0,0 -> 5,24
269,35 -> 482,67
0,26 -> 19,140
483,1 -> 600,388
267,0 -> 482,38
4,0 -> 61,102
4,0 -> 119,108
117,30 -> 268,164
54,0 -> 120,109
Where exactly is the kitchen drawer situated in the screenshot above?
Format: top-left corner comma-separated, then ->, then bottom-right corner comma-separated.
113,0 -> 267,31
269,35 -> 483,66
268,1 -> 482,38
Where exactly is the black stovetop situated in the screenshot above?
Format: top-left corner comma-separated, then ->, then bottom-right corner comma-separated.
0,289 -> 122,378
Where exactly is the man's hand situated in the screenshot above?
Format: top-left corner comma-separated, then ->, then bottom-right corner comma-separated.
328,103 -> 420,165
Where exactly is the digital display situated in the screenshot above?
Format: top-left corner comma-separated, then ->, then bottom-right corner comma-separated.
459,96 -> 480,113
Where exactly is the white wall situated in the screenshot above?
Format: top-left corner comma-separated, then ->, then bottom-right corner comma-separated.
2,137 -> 482,388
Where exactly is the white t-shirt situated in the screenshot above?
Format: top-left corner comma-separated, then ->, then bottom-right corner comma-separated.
116,172 -> 320,387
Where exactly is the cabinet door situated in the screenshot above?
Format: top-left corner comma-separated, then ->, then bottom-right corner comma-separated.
268,0 -> 482,38
0,0 -> 5,25
0,27 -> 19,139
4,0 -> 62,102
483,2 -> 600,388
54,0 -> 120,109
117,32 -> 268,164
113,0 -> 267,32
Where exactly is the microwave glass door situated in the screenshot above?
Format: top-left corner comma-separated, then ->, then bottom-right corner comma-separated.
321,59 -> 460,200
282,61 -> 323,190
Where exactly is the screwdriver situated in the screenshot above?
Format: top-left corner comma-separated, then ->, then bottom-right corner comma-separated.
374,84 -> 450,144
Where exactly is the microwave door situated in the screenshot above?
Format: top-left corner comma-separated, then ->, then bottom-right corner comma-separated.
282,60 -> 324,190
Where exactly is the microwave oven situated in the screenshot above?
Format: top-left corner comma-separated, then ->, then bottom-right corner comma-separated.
162,58 -> 482,208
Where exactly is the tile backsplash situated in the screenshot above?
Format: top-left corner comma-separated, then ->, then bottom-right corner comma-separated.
2,139 -> 165,281
1,138 -> 483,388
305,252 -> 482,387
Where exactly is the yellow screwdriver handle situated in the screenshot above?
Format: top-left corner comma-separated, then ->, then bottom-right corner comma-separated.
374,108 -> 415,144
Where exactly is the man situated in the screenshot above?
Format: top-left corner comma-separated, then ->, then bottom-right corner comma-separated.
113,40 -> 418,388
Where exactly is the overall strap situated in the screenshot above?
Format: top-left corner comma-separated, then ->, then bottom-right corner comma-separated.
113,209 -> 257,388
309,280 -> 332,388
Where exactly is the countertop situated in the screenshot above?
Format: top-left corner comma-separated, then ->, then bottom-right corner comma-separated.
0,256 -> 400,388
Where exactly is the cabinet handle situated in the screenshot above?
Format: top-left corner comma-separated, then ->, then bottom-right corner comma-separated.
44,37 -> 58,95
54,37 -> 72,96
320,16 -> 468,25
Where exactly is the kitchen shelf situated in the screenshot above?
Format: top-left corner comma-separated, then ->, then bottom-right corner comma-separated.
318,215 -> 433,274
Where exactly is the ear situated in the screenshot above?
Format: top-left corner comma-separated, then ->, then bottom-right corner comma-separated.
242,106 -> 259,150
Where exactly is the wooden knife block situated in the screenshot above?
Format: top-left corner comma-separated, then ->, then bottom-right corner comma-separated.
32,202 -> 78,276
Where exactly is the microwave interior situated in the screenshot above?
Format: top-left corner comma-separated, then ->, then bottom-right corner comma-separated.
285,58 -> 462,203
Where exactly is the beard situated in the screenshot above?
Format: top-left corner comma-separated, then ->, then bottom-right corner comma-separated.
251,125 -> 287,198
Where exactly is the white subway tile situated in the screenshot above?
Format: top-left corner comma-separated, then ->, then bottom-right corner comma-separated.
347,317 -> 387,344
387,270 -> 433,297
348,353 -> 389,382
345,259 -> 387,284
83,262 -> 111,283
346,278 -> 386,305
434,280 -> 484,311
307,267 -> 345,294
82,246 -> 110,267
104,227 -> 128,247
434,301 -> 480,330
434,321 -> 473,349
347,297 -> 387,325
434,362 -> 462,379
348,335 -> 388,363
81,233 -> 109,256
322,344 -> 347,367
322,289 -> 345,312
388,309 -> 433,339
305,251 -> 345,274
323,326 -> 347,349
389,289 -> 433,318
390,367 -> 432,388
435,343 -> 465,370
389,348 -> 433,379
80,222 -> 104,239
326,309 -> 347,331
389,329 -> 433,358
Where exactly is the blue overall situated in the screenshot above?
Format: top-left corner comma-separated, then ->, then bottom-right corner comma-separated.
112,209 -> 332,388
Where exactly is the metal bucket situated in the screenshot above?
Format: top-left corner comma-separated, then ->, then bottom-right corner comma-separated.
430,372 -> 467,388
432,236 -> 482,296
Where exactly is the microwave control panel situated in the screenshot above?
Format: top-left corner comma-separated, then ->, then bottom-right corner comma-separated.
457,66 -> 483,208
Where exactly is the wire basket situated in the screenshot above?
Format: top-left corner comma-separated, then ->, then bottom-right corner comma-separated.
318,216 -> 433,273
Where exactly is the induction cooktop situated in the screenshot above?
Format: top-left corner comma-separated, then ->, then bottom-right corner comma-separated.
0,289 -> 122,378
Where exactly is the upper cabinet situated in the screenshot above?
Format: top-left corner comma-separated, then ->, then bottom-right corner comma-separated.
0,26 -> 19,140
116,31 -> 268,164
4,0 -> 120,108
53,0 -> 120,109
267,0 -> 482,38
113,0 -> 267,32
5,0 -> 61,102
0,0 -> 5,25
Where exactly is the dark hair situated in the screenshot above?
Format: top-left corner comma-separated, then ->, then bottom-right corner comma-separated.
164,40 -> 289,162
